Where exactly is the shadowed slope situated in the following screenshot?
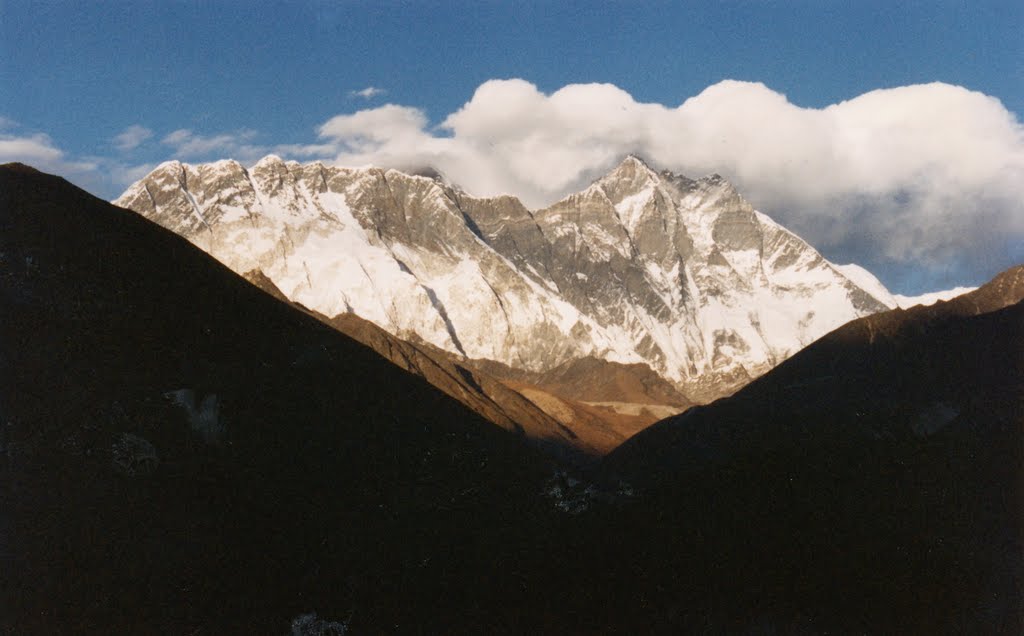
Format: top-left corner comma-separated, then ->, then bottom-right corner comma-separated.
244,269 -> 683,459
243,269 -> 607,460
599,266 -> 1023,631
0,164 -> 560,634
607,265 -> 1024,479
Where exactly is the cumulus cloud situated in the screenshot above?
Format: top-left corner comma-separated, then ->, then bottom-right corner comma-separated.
318,104 -> 446,168
112,125 -> 153,152
314,79 -> 1024,285
7,79 -> 1018,289
349,86 -> 386,99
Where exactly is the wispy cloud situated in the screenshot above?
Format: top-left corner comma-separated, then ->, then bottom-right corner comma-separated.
0,131 -> 97,172
0,133 -> 64,164
113,125 -> 153,152
159,128 -> 335,163
109,161 -> 158,186
161,128 -> 260,157
271,142 -> 338,157
348,86 -> 386,100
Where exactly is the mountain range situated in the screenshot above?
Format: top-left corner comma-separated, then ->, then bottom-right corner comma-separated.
3,162 -> 1020,633
115,154 -> 892,407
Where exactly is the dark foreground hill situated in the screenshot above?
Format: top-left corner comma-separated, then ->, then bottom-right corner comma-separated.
603,266 -> 1024,632
2,163 -> 1020,634
0,164 -> 565,633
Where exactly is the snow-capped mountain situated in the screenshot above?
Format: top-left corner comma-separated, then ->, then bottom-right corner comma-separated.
833,263 -> 977,309
893,287 -> 977,308
115,155 -> 892,402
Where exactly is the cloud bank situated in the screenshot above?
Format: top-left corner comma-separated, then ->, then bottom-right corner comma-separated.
317,79 -> 1024,285
1,79 -> 1020,290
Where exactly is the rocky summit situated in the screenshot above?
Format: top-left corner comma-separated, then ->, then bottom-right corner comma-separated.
116,155 -> 892,403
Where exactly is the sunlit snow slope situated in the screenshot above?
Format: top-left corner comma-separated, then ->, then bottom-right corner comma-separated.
116,155 -> 892,402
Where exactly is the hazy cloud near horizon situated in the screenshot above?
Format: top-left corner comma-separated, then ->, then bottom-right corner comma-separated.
318,79 -> 1023,283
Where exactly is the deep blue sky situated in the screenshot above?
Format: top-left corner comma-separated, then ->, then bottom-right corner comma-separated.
1,1 -> 1021,293
3,1 -> 1021,156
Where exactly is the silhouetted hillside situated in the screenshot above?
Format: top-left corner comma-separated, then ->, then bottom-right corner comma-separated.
601,267 -> 1023,632
2,163 -> 1019,634
0,163 -> 561,633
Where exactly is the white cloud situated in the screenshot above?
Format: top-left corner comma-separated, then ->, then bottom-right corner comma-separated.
113,125 -> 153,152
314,79 -> 1024,279
0,131 -> 97,173
7,79 -> 1018,289
158,129 -> 336,164
320,104 -> 429,145
270,142 -> 338,157
161,128 -> 261,157
349,86 -> 386,99
0,133 -> 65,164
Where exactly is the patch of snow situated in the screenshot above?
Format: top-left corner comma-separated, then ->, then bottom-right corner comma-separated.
612,184 -> 655,232
834,263 -> 897,308
894,287 -> 976,308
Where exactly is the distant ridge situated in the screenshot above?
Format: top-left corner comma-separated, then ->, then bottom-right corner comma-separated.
116,154 -> 893,406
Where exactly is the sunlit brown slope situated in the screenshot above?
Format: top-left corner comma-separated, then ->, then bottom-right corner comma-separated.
245,269 -> 684,458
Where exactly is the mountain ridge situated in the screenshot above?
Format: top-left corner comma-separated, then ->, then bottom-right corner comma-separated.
606,263 -> 1024,480
115,154 -> 893,405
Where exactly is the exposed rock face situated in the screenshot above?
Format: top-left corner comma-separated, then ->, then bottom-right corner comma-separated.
116,155 -> 891,402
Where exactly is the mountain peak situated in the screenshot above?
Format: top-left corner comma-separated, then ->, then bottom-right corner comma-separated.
593,154 -> 660,196
621,153 -> 651,168
152,158 -> 185,173
606,153 -> 656,177
115,156 -> 894,404
0,162 -> 43,175
253,154 -> 286,168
